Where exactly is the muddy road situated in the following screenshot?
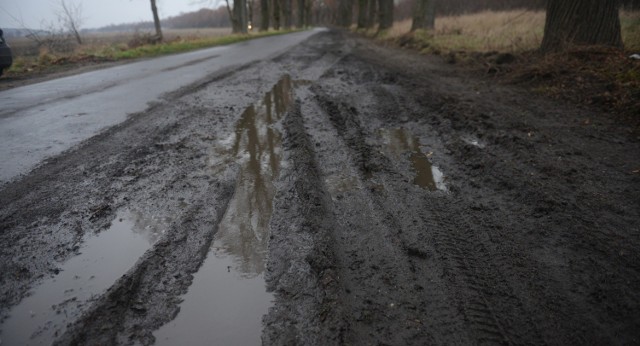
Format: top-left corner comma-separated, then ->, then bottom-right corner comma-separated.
0,29 -> 320,185
1,29 -> 639,345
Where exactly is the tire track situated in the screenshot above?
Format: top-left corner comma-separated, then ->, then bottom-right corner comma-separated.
263,100 -> 347,345
309,54 -> 546,345
297,84 -> 445,344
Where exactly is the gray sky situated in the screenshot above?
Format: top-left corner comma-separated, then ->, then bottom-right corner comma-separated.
0,0 -> 223,30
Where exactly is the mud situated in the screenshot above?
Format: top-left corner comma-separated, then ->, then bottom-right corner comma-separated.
378,127 -> 446,191
1,29 -> 639,345
1,209 -> 154,345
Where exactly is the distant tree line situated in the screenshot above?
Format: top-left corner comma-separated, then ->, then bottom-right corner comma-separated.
164,8 -> 231,28
93,7 -> 230,32
430,0 -> 546,16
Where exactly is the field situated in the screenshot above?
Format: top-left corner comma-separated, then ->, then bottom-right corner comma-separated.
3,27 -> 297,77
6,28 -> 232,57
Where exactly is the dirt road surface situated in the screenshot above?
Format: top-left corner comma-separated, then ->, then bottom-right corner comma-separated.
1,29 -> 639,345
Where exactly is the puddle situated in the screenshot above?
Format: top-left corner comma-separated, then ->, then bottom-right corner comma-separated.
0,209 -> 156,345
154,76 -> 292,345
379,128 -> 446,191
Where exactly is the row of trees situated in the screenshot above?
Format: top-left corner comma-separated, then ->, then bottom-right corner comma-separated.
329,0 -> 628,51
224,0 -> 314,33
22,0 -> 630,54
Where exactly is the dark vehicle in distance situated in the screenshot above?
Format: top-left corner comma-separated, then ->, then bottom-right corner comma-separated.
0,29 -> 13,77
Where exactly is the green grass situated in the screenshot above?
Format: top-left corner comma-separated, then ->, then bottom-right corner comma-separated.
104,30 -> 300,60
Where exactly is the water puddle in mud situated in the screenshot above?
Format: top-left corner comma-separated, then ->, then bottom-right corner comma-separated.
0,209 -> 158,345
154,76 -> 292,345
379,128 -> 446,191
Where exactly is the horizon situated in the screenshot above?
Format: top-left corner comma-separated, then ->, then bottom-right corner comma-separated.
0,0 -> 226,31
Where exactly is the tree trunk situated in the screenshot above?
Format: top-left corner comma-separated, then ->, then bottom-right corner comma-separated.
411,0 -> 435,31
226,0 -> 239,32
232,0 -> 248,33
283,0 -> 293,29
357,0 -> 368,29
338,0 -> 353,27
296,0 -> 305,28
260,0 -> 270,30
248,0 -> 254,30
304,0 -> 312,28
272,0 -> 281,30
150,0 -> 163,41
377,0 -> 393,31
541,0 -> 623,52
367,0 -> 377,28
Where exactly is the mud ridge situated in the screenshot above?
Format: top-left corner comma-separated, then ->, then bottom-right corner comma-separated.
263,100 -> 347,345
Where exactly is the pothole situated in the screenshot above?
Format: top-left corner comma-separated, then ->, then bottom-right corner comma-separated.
378,128 -> 446,191
0,209 -> 158,345
153,75 -> 292,345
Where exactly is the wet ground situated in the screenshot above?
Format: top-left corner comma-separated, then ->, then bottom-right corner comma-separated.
1,29 -> 639,345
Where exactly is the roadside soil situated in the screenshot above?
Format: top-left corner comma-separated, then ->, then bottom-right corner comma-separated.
1,29 -> 639,345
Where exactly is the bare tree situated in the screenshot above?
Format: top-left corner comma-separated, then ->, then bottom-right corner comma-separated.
377,0 -> 393,31
296,0 -> 306,28
260,0 -> 270,30
149,0 -> 163,41
231,0 -> 249,33
57,0 -> 83,45
541,0 -> 623,52
304,0 -> 312,28
366,0 -> 377,28
337,0 -> 353,27
248,0 -> 255,30
356,0 -> 368,29
411,0 -> 435,31
272,0 -> 282,30
282,0 -> 293,29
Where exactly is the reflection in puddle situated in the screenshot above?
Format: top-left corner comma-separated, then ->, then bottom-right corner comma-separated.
154,76 -> 292,345
379,128 -> 446,191
0,209 -> 156,345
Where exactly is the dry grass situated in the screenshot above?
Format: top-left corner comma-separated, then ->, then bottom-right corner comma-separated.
4,28 -> 294,77
389,9 -> 545,53
387,9 -> 639,54
621,10 -> 640,51
6,28 -> 233,57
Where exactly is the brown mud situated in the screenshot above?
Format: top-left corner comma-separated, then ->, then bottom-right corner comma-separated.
1,29 -> 639,345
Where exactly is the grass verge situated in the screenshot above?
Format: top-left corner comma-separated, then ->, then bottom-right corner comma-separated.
5,29 -> 302,78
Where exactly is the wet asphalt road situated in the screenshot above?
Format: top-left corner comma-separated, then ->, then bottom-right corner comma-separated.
0,29 -> 323,185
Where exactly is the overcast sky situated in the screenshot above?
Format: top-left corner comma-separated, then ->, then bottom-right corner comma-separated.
0,0 -> 224,29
